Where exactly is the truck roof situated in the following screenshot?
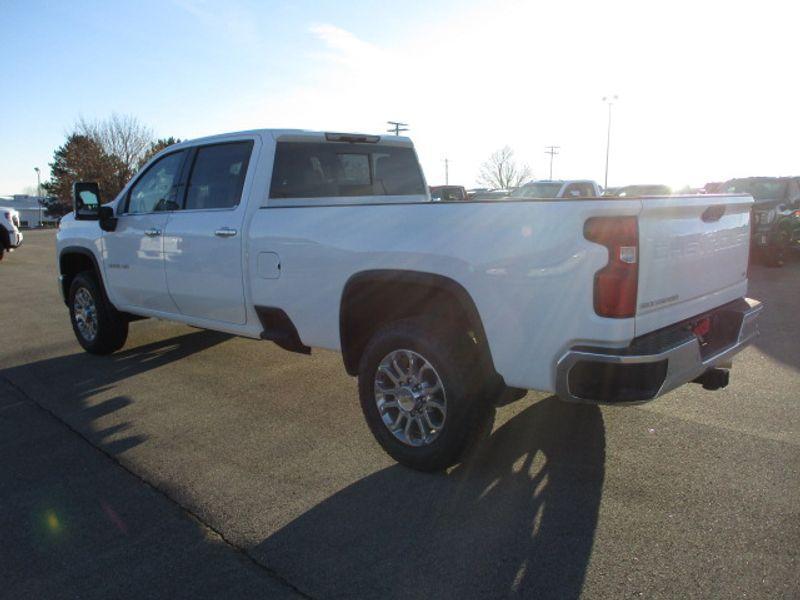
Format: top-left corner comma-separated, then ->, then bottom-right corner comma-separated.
173,129 -> 414,149
526,179 -> 596,184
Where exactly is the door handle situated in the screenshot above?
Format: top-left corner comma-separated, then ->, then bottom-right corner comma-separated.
144,228 -> 161,237
214,227 -> 238,238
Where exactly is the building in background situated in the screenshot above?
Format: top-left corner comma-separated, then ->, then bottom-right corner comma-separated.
0,195 -> 58,227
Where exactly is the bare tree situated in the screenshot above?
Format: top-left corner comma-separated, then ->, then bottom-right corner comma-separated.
76,113 -> 154,186
477,146 -> 532,190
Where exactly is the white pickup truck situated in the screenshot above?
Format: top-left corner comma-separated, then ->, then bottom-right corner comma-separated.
1,207 -> 23,260
56,129 -> 762,471
510,179 -> 603,199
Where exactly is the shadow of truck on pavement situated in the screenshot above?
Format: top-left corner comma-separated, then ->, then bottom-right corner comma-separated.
0,330 -> 233,456
255,397 -> 606,600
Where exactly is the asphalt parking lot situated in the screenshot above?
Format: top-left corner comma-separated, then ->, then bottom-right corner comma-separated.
1,229 -> 798,599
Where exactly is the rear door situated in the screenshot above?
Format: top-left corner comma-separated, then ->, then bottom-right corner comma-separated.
162,139 -> 256,324
635,194 -> 752,335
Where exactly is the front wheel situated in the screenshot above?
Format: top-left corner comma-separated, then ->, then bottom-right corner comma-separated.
68,271 -> 128,354
358,318 -> 493,472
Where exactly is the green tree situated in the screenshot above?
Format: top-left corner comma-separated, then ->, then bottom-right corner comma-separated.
42,134 -> 123,214
138,137 -> 182,169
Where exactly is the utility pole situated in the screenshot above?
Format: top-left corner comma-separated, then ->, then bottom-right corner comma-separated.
544,146 -> 560,180
602,95 -> 618,190
444,158 -> 449,185
34,167 -> 42,227
386,121 -> 408,136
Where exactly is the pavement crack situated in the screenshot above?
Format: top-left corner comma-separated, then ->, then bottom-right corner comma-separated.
0,375 -> 316,600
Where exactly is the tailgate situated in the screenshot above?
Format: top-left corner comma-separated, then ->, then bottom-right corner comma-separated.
636,194 -> 752,335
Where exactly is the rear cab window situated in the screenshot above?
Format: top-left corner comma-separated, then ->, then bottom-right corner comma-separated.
268,139 -> 426,203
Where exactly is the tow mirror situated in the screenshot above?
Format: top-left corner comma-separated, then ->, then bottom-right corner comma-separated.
73,182 -> 101,220
99,206 -> 117,232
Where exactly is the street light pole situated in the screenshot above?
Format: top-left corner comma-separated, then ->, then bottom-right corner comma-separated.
602,96 -> 618,190
34,167 -> 42,227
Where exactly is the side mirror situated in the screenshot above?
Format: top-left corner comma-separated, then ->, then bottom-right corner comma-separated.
99,206 -> 117,232
73,182 -> 101,220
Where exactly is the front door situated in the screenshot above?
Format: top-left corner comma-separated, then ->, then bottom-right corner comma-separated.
163,140 -> 254,324
103,150 -> 187,313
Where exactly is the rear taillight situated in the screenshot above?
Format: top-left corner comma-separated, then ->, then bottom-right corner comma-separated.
584,216 -> 638,318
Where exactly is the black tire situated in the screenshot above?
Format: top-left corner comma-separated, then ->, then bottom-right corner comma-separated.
358,317 -> 494,472
68,271 -> 128,355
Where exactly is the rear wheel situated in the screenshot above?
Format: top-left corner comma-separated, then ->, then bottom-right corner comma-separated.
358,318 -> 493,472
68,271 -> 128,354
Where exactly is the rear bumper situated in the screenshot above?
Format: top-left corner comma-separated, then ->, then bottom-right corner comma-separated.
555,297 -> 763,404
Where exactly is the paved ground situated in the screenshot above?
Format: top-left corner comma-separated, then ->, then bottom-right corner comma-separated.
1,230 -> 798,599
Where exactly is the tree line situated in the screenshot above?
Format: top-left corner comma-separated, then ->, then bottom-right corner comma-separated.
42,114 -> 179,216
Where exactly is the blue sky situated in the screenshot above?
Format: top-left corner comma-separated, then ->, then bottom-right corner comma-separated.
2,0 -> 798,194
1,0 -> 460,194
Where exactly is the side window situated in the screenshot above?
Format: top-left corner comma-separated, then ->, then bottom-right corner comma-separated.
564,184 -> 583,198
269,142 -> 426,199
579,183 -> 595,197
126,151 -> 186,214
185,141 -> 253,210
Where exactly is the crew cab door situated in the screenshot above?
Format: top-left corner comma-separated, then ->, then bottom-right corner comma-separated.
162,139 -> 255,325
103,150 -> 187,313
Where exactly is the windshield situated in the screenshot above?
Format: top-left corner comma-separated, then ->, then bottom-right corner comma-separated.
722,179 -> 786,201
510,182 -> 563,198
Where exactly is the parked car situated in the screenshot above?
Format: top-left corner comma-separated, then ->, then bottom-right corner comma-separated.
719,177 -> 800,267
430,185 -> 468,202
0,207 -> 23,260
469,189 -> 511,200
56,129 -> 762,471
613,184 -> 673,197
510,179 -> 602,199
466,187 -> 489,199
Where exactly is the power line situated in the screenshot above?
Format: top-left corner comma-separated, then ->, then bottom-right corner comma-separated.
544,146 -> 560,180
386,121 -> 409,136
